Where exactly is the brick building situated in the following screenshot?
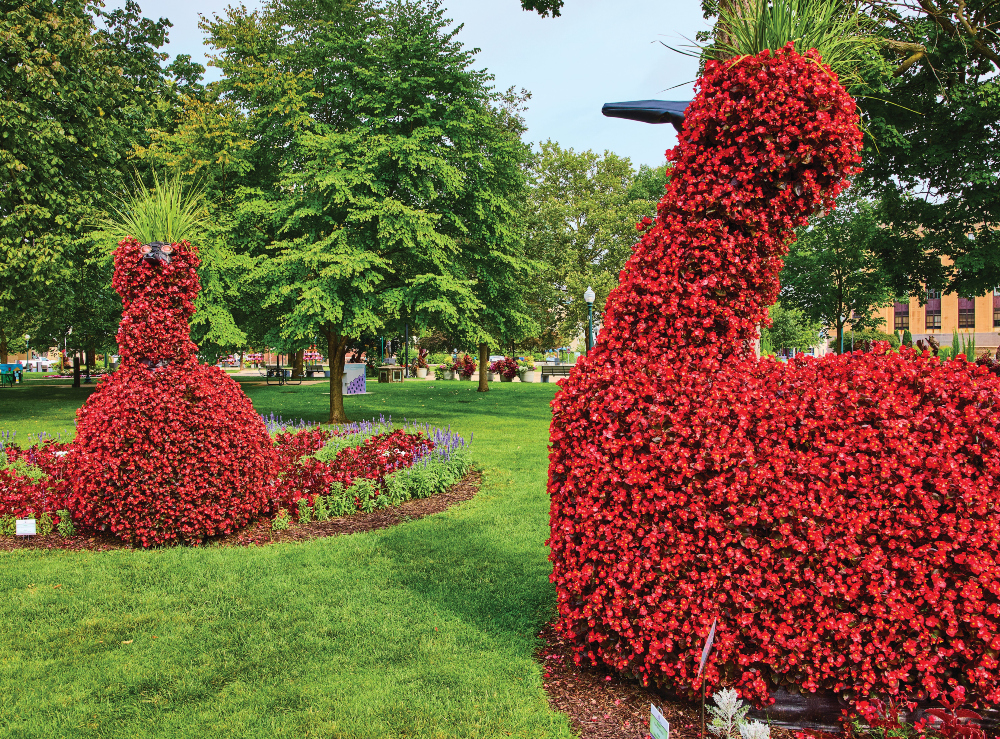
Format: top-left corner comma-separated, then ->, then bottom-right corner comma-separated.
873,290 -> 1000,357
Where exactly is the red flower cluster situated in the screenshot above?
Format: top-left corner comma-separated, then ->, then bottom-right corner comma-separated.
0,469 -> 59,521
451,354 -> 477,378
547,46 -> 1000,709
326,429 -> 432,490
273,429 -> 433,514
0,441 -> 72,520
64,237 -> 278,546
489,357 -> 520,380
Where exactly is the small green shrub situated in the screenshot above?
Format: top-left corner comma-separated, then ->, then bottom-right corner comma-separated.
326,482 -> 356,517
350,478 -> 378,513
56,510 -> 76,537
382,474 -> 412,507
297,497 -> 313,523
313,494 -> 330,521
37,511 -> 53,536
3,457 -> 46,480
272,508 -> 291,531
313,419 -> 394,462
0,515 -> 13,536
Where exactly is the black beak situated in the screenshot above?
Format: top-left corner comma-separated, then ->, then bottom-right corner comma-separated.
140,242 -> 173,265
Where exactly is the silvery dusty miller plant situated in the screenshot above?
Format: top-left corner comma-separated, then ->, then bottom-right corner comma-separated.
708,688 -> 769,739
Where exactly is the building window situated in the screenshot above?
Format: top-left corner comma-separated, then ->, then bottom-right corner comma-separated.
994,289 -> 1000,328
926,290 -> 941,330
959,296 -> 976,329
894,301 -> 909,331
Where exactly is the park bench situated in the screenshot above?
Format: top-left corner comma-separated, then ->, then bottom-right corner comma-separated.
540,364 -> 573,382
304,364 -> 324,378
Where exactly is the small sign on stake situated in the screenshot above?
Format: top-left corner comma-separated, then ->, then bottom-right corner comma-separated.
15,519 -> 37,536
650,704 -> 670,739
698,618 -> 717,677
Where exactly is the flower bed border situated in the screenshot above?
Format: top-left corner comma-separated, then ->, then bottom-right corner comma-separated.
0,471 -> 481,552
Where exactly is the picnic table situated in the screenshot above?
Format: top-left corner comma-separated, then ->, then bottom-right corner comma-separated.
260,366 -> 302,386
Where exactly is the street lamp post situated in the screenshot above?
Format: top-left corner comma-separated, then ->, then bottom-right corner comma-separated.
584,286 -> 596,354
24,335 -> 29,366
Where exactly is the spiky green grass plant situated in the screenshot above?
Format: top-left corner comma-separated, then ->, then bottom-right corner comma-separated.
101,170 -> 209,245
704,0 -> 882,88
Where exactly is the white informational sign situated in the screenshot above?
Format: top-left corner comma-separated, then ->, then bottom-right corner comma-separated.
342,363 -> 367,396
15,519 -> 37,536
651,705 -> 670,739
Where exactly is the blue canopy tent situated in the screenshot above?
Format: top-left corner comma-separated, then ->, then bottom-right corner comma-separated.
601,100 -> 691,132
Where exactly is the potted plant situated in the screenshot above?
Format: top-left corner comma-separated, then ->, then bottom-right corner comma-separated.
489,356 -> 519,382
412,348 -> 429,379
518,358 -> 537,383
455,353 -> 476,381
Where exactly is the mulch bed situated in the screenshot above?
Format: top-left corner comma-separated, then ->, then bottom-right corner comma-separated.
0,471 -> 481,552
536,621 -> 799,739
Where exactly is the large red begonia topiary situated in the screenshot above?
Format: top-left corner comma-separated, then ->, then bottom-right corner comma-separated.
65,237 -> 277,546
548,45 -> 1000,708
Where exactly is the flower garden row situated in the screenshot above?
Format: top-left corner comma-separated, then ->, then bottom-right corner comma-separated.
407,353 -> 538,381
0,416 -> 472,543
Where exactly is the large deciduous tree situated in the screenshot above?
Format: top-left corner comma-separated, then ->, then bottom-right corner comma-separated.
857,3 -> 1000,297
1,0 -> 175,364
204,0 -> 534,422
779,195 -> 897,353
524,141 -> 664,349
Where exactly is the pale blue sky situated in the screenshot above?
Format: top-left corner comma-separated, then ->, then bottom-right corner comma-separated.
106,0 -> 707,168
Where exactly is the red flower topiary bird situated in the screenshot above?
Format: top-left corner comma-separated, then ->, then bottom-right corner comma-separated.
548,43 -> 1000,709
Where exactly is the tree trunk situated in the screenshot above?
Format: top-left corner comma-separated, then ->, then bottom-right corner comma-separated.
73,354 -> 81,388
478,342 -> 489,393
292,349 -> 305,379
0,327 -> 7,364
326,330 -> 351,424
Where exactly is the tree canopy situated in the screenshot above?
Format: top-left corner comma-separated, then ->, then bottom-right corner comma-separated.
779,194 -> 897,353
202,0 -> 534,420
524,141 -> 665,348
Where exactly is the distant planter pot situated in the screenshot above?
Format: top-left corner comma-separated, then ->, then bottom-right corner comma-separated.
416,367 -> 427,378
442,369 -> 454,380
520,370 -> 536,383
459,374 -> 472,381
487,371 -> 498,382
500,375 -> 513,382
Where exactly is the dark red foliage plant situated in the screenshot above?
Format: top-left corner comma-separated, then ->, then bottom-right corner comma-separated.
64,237 -> 278,546
547,43 -> 1000,711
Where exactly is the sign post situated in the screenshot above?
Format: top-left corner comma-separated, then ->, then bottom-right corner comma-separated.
698,618 -> 717,739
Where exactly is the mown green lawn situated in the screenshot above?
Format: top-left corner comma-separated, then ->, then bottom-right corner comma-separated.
0,379 -> 573,738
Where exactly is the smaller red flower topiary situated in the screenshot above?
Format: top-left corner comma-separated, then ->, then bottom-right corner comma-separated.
64,237 -> 278,546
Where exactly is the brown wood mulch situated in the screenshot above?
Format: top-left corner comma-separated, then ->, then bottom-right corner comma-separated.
0,471 -> 481,553
536,621 -> 799,739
